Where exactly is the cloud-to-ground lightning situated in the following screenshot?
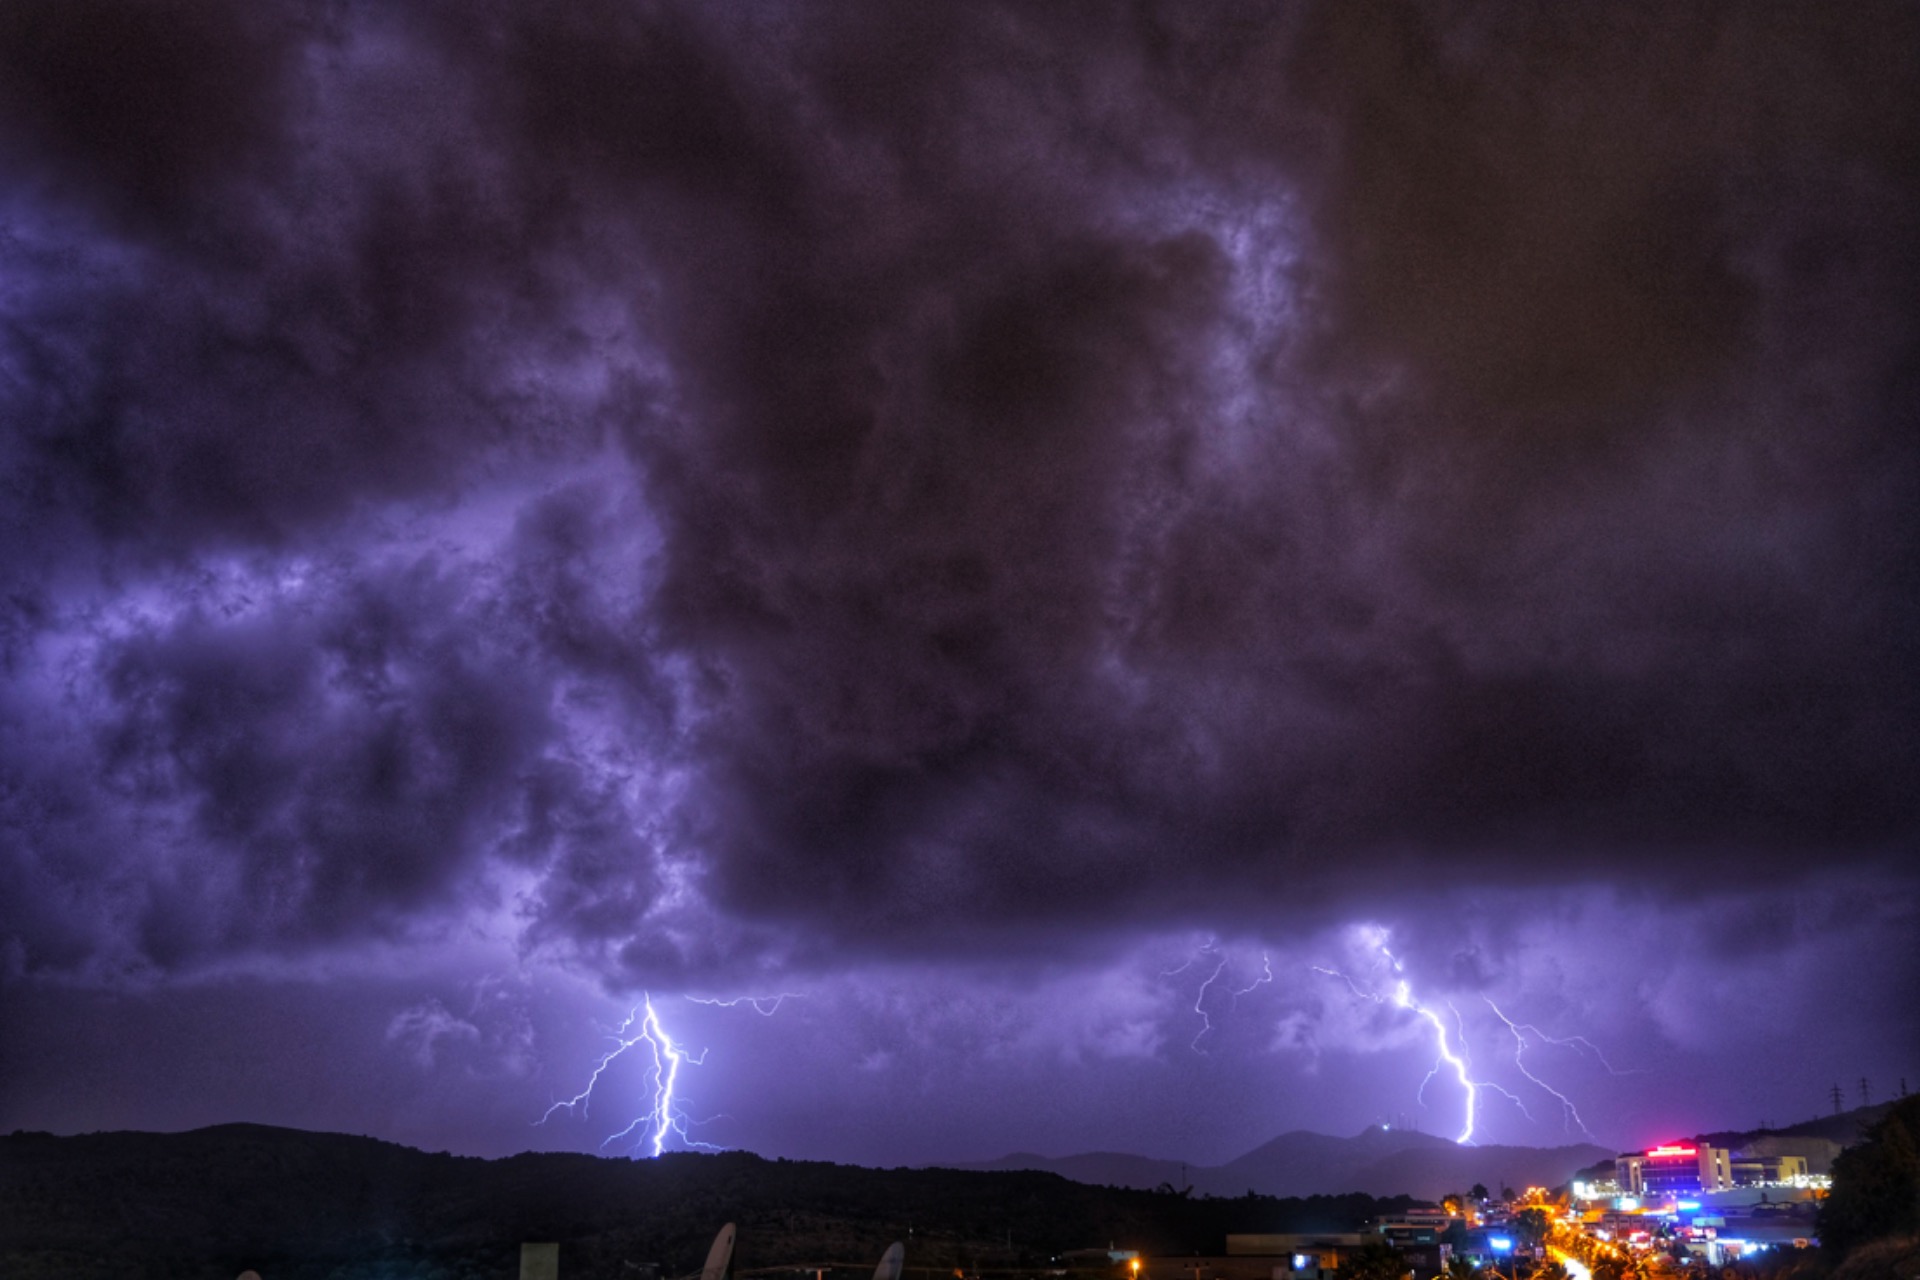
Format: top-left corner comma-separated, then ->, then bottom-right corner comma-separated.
603,997 -> 710,1157
1485,998 -> 1603,1138
539,994 -> 713,1157
1313,944 -> 1530,1145
1394,981 -> 1479,1142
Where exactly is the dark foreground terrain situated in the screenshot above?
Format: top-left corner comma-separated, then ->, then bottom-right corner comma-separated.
0,1124 -> 1424,1280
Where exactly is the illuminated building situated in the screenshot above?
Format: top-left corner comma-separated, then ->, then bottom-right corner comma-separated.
1143,1238 -> 1368,1280
1736,1135 -> 1842,1176
1618,1144 -> 1733,1197
1375,1210 -> 1466,1245
1571,1177 -> 1622,1202
1141,1233 -> 1452,1280
1729,1153 -> 1809,1186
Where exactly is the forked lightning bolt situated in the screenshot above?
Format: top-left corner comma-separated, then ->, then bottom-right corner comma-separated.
1314,948 -> 1520,1145
1393,979 -> 1480,1142
1177,947 -> 1274,1052
1485,998 -> 1599,1137
1488,1001 -> 1630,1075
1315,938 -> 1612,1145
539,994 -> 712,1157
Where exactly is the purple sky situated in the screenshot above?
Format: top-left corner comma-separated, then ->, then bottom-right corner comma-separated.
1,2 -> 1916,1170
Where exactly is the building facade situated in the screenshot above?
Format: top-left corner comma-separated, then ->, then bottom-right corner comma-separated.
1618,1144 -> 1733,1197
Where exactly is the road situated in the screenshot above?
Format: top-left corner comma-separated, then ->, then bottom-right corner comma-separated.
1549,1245 -> 1592,1280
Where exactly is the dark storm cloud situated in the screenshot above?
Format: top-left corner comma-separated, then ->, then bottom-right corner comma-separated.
0,0 -> 605,568
0,553 -> 541,972
593,1 -> 1920,948
0,0 -> 299,236
1,0 -> 1916,986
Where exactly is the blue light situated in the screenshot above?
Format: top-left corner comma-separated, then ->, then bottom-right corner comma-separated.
1490,1238 -> 1513,1253
1677,1201 -> 1701,1211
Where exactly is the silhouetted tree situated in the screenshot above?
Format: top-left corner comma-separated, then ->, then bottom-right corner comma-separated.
1819,1095 -> 1920,1261
1590,1252 -> 1646,1280
1513,1209 -> 1551,1251
1341,1240 -> 1410,1280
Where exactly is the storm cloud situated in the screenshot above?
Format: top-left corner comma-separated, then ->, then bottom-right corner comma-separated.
1,1 -> 1915,1160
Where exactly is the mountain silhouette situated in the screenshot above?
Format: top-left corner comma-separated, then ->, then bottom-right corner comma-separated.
0,1124 -> 1430,1278
963,1126 -> 1611,1200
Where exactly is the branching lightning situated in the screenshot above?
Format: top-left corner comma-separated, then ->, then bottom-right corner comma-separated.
1391,977 -> 1480,1142
1485,998 -> 1598,1137
687,993 -> 802,1016
1314,937 -> 1612,1146
1315,948 -> 1506,1144
1452,1000 -> 1535,1126
1311,964 -> 1374,1000
540,993 -> 715,1157
1179,947 -> 1274,1052
539,1001 -> 647,1125
1487,1000 -> 1631,1076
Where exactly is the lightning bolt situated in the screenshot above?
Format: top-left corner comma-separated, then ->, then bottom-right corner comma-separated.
1160,950 -> 1210,979
686,993 -> 801,1015
1496,1007 -> 1631,1076
1392,979 -> 1479,1142
539,994 -> 713,1157
1485,998 -> 1599,1138
539,1002 -> 649,1126
1315,945 -> 1520,1145
1311,964 -> 1375,1000
1180,948 -> 1274,1052
1431,999 -> 1537,1125
1238,954 -> 1276,997
1191,953 -> 1230,1050
603,997 -> 710,1157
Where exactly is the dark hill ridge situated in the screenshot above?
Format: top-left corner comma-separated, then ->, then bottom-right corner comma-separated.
1698,1102 -> 1896,1152
963,1126 -> 1611,1200
0,1124 -> 1428,1280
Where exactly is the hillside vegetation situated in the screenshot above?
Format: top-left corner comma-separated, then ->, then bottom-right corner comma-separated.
0,1124 -> 1425,1280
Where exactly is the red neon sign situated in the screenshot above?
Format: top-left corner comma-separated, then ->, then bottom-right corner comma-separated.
1647,1145 -> 1698,1157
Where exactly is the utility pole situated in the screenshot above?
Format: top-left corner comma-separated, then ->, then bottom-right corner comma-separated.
1860,1078 -> 1872,1107
1902,1078 -> 1910,1099
1830,1084 -> 1844,1115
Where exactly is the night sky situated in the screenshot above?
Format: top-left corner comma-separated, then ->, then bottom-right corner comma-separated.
2,2 -> 1917,1171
